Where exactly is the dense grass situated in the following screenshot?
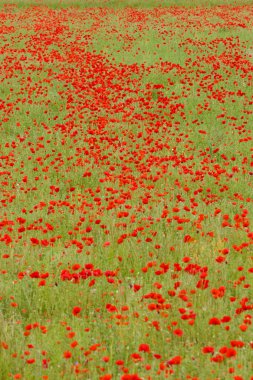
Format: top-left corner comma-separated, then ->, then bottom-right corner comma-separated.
0,1 -> 252,380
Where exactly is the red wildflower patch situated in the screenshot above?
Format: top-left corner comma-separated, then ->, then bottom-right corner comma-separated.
1,3 -> 252,379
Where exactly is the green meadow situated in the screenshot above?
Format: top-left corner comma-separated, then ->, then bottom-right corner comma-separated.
0,1 -> 252,379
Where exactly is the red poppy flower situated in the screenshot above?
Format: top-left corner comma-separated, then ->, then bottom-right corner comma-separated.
138,343 -> 150,353
202,346 -> 215,354
230,340 -> 244,348
72,306 -> 82,316
26,358 -> 35,364
63,351 -> 72,359
209,317 -> 221,325
167,355 -> 182,365
173,328 -> 183,337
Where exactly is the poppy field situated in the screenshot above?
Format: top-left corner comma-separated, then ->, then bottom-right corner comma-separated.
0,1 -> 252,379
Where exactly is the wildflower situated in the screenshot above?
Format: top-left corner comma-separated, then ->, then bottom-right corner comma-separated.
138,344 -> 150,353
72,306 -> 82,316
167,355 -> 182,365
63,351 -> 72,359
